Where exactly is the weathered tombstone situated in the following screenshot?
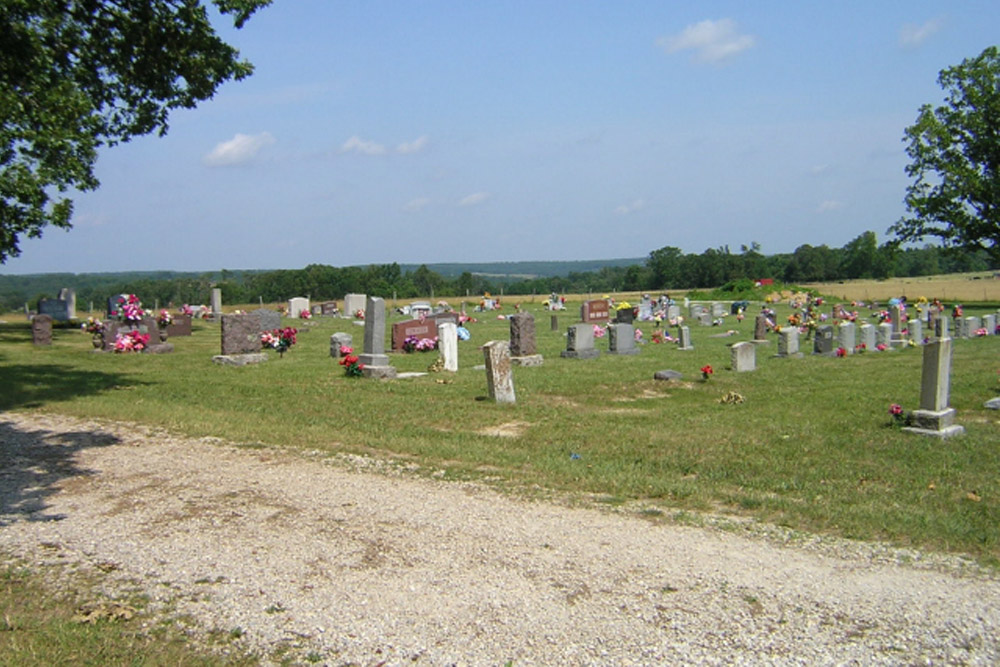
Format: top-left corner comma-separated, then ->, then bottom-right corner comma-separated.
213,313 -> 266,365
753,314 -> 769,342
254,308 -> 282,332
966,316 -> 981,337
31,314 -> 52,346
890,304 -> 905,344
509,312 -> 543,366
437,322 -> 459,372
983,314 -> 997,336
777,327 -> 800,357
287,297 -> 310,319
902,338 -> 964,438
58,288 -> 76,319
666,305 -> 681,321
483,340 -> 515,403
731,341 -> 755,371
813,325 -> 834,355
344,293 -> 367,317
836,322 -> 855,355
561,324 -> 600,359
711,302 -> 726,318
38,293 -> 73,321
330,332 -> 353,358
211,288 -> 222,317
359,296 -> 396,378
100,321 -> 122,351
934,316 -> 949,340
909,318 -> 923,344
677,325 -> 693,351
688,303 -> 705,319
580,299 -> 610,324
953,316 -> 968,339
608,323 -> 639,355
858,323 -> 875,351
550,315 -> 558,332
877,323 -> 893,348
166,313 -> 192,337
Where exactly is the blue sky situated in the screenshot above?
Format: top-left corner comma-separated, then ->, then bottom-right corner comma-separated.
4,1 -> 999,275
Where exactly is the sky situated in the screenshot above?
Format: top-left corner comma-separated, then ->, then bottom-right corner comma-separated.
4,1 -> 1000,275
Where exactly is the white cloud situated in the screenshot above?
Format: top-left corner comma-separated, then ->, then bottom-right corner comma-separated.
817,200 -> 844,213
403,197 -> 431,212
658,18 -> 755,64
899,18 -> 944,48
397,135 -> 429,154
203,132 -> 275,167
458,192 -> 491,207
340,135 -> 386,155
614,199 -> 645,215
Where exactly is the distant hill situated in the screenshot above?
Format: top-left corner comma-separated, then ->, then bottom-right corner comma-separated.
397,258 -> 644,279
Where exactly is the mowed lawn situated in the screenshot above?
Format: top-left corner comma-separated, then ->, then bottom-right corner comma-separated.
2,298 -> 999,564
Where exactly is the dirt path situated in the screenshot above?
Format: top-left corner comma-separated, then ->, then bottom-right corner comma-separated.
1,411 -> 998,665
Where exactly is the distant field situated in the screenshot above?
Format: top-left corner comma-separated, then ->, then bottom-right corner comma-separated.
804,272 -> 1000,303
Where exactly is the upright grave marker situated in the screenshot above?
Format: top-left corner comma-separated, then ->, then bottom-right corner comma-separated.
608,323 -> 639,355
287,297 -> 310,319
753,314 -> 769,342
677,325 -> 694,351
580,299 -> 609,324
31,314 -> 52,346
330,332 -> 353,358
836,322 -> 855,354
909,318 -> 923,344
858,323 -> 875,351
902,338 -> 964,438
731,341 -> 755,371
211,288 -> 222,318
561,324 -> 600,359
813,325 -> 835,355
509,312 -> 543,366
890,304 -> 906,347
777,327 -> 800,357
344,293 -> 367,317
483,340 -> 516,403
437,322 -> 459,372
213,313 -> 267,366
358,296 -> 396,379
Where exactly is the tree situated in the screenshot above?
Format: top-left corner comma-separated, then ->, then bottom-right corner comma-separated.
0,0 -> 271,262
890,46 -> 1000,262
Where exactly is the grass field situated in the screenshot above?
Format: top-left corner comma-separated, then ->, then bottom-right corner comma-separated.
804,271 -> 1000,303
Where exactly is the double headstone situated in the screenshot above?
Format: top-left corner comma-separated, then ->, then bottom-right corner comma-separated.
608,323 -> 639,355
561,324 -> 600,359
902,338 -> 964,438
509,312 -> 543,366
359,296 -> 396,378
483,341 -> 516,403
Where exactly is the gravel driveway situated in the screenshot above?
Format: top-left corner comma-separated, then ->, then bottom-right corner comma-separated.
1,411 -> 998,665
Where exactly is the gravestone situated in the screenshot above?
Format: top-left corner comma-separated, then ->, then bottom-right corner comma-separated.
909,318 -> 923,344
858,323 -> 875,351
509,312 -> 543,366
615,307 -> 634,324
983,314 -> 997,336
580,299 -> 609,324
666,305 -> 681,322
437,322 -> 459,372
344,293 -> 367,317
550,315 -> 558,332
38,289 -> 75,321
608,323 -> 639,355
287,297 -> 310,319
965,316 -> 981,337
677,325 -> 694,351
330,332 -> 353,358
166,313 -> 192,337
953,316 -> 969,339
100,321 -> 122,351
638,296 -> 653,321
391,318 -> 437,352
877,323 -> 893,348
211,288 -> 222,317
31,314 -> 52,346
688,303 -> 705,319
777,327 -> 800,357
813,325 -> 834,355
902,338 -> 964,438
561,324 -> 600,359
934,316 -> 949,340
318,301 -> 340,317
890,304 -> 905,346
254,308 -> 282,332
731,341 -> 755,371
753,314 -> 769,342
483,340 -> 516,403
219,313 -> 262,355
711,302 -> 726,318
836,322 -> 855,355
359,296 -> 396,378
698,312 -> 712,326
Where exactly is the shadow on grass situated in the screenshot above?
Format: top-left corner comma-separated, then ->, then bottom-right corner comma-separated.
0,364 -> 145,411
0,420 -> 120,526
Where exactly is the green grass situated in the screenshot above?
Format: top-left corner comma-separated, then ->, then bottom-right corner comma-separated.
2,304 -> 1000,566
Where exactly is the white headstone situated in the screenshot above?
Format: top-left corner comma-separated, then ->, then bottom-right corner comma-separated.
437,322 -> 458,372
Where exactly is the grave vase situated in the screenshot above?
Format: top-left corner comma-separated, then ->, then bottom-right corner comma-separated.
92,334 -> 103,349
158,327 -> 169,342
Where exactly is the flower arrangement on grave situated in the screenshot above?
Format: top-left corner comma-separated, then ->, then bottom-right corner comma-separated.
651,329 -> 665,344
156,309 -> 173,328
952,305 -> 963,318
403,335 -> 438,353
456,326 -> 471,341
876,343 -> 888,351
855,343 -> 867,353
787,313 -> 802,327
354,308 -> 365,320
458,314 -> 477,325
975,327 -> 988,337
616,301 -> 632,311
634,328 -> 643,342
116,294 -> 146,323
113,330 -> 149,353
874,310 -> 891,324
888,403 -> 907,427
592,324 -> 606,338
81,317 -> 103,335
835,347 -> 847,357
339,346 -> 364,377
180,304 -> 194,316
701,364 -> 713,380
260,327 -> 297,357
299,309 -> 312,319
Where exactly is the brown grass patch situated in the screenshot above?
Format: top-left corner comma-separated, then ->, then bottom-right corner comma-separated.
476,421 -> 531,438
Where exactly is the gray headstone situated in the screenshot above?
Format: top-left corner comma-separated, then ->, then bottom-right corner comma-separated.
953,316 -> 968,339
754,314 -> 769,341
677,325 -> 693,350
731,341 -> 755,372
654,369 -> 683,381
983,314 -> 996,336
891,304 -> 904,337
934,316 -> 949,340
908,318 -> 923,344
698,312 -> 712,327
837,322 -> 855,355
858,323 -> 875,351
509,312 -> 537,356
344,293 -> 367,317
608,323 -> 639,355
966,316 -> 982,337
254,308 -> 282,332
211,288 -> 222,316
903,337 -> 964,438
550,314 -> 558,331
437,321 -> 459,372
220,313 -> 262,355
483,340 -> 515,403
777,327 -> 799,357
711,302 -> 726,318
813,325 -> 834,355
359,296 -> 395,378
688,304 -> 705,319
330,332 -> 353,358
666,305 -> 681,321
877,323 -> 893,348
31,314 -> 53,346
561,324 -> 600,359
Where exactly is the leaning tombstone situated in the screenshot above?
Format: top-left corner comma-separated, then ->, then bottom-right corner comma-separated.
212,313 -> 267,366
677,325 -> 694,351
836,322 -> 855,355
608,323 -> 639,355
358,296 -> 396,378
560,324 -> 600,359
330,332 -> 353,358
509,312 -> 543,366
437,321 -> 459,372
31,314 -> 53,346
902,338 -> 964,438
776,327 -> 801,358
483,340 -> 516,403
813,325 -> 835,356
731,341 -> 756,372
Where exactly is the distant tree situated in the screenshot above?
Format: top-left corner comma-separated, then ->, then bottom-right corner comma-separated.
0,0 -> 272,262
646,246 -> 684,288
890,46 -> 1000,262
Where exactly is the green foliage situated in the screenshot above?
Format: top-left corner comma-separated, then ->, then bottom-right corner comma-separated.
0,0 -> 272,262
891,46 -> 1000,261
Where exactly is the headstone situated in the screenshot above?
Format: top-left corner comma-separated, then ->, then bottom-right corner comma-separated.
677,325 -> 693,351
731,341 -> 755,372
877,323 -> 893,348
391,318 -> 437,352
858,323 -> 875,351
777,327 -> 800,357
965,316 -> 981,337
753,314 -> 769,342
890,304 -> 904,340
38,290 -> 75,321
165,313 -> 192,337
31,314 -> 52,346
318,301 -> 340,317
836,322 -> 855,355
711,302 -> 726,318
344,293 -> 367,317
908,318 -> 923,344
953,316 -> 968,339
58,288 -> 76,319
666,305 -> 681,321
813,325 -> 834,355
934,317 -> 949,340
902,338 -> 964,438
219,313 -> 262,355
653,369 -> 683,381
561,324 -> 600,359
638,296 -> 654,321
211,288 -> 222,317
254,308 -> 282,332
550,315 -> 558,332
608,323 -> 639,355
287,297 -> 310,319
580,299 -> 610,324
615,307 -> 634,324
330,332 -> 353,358
359,296 -> 396,378
509,312 -> 543,366
100,321 -> 122,351
688,303 -> 705,319
483,340 -> 516,403
437,322 -> 459,372
983,314 -> 997,336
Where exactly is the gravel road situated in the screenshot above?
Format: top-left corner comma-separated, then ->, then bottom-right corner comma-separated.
1,411 -> 998,665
